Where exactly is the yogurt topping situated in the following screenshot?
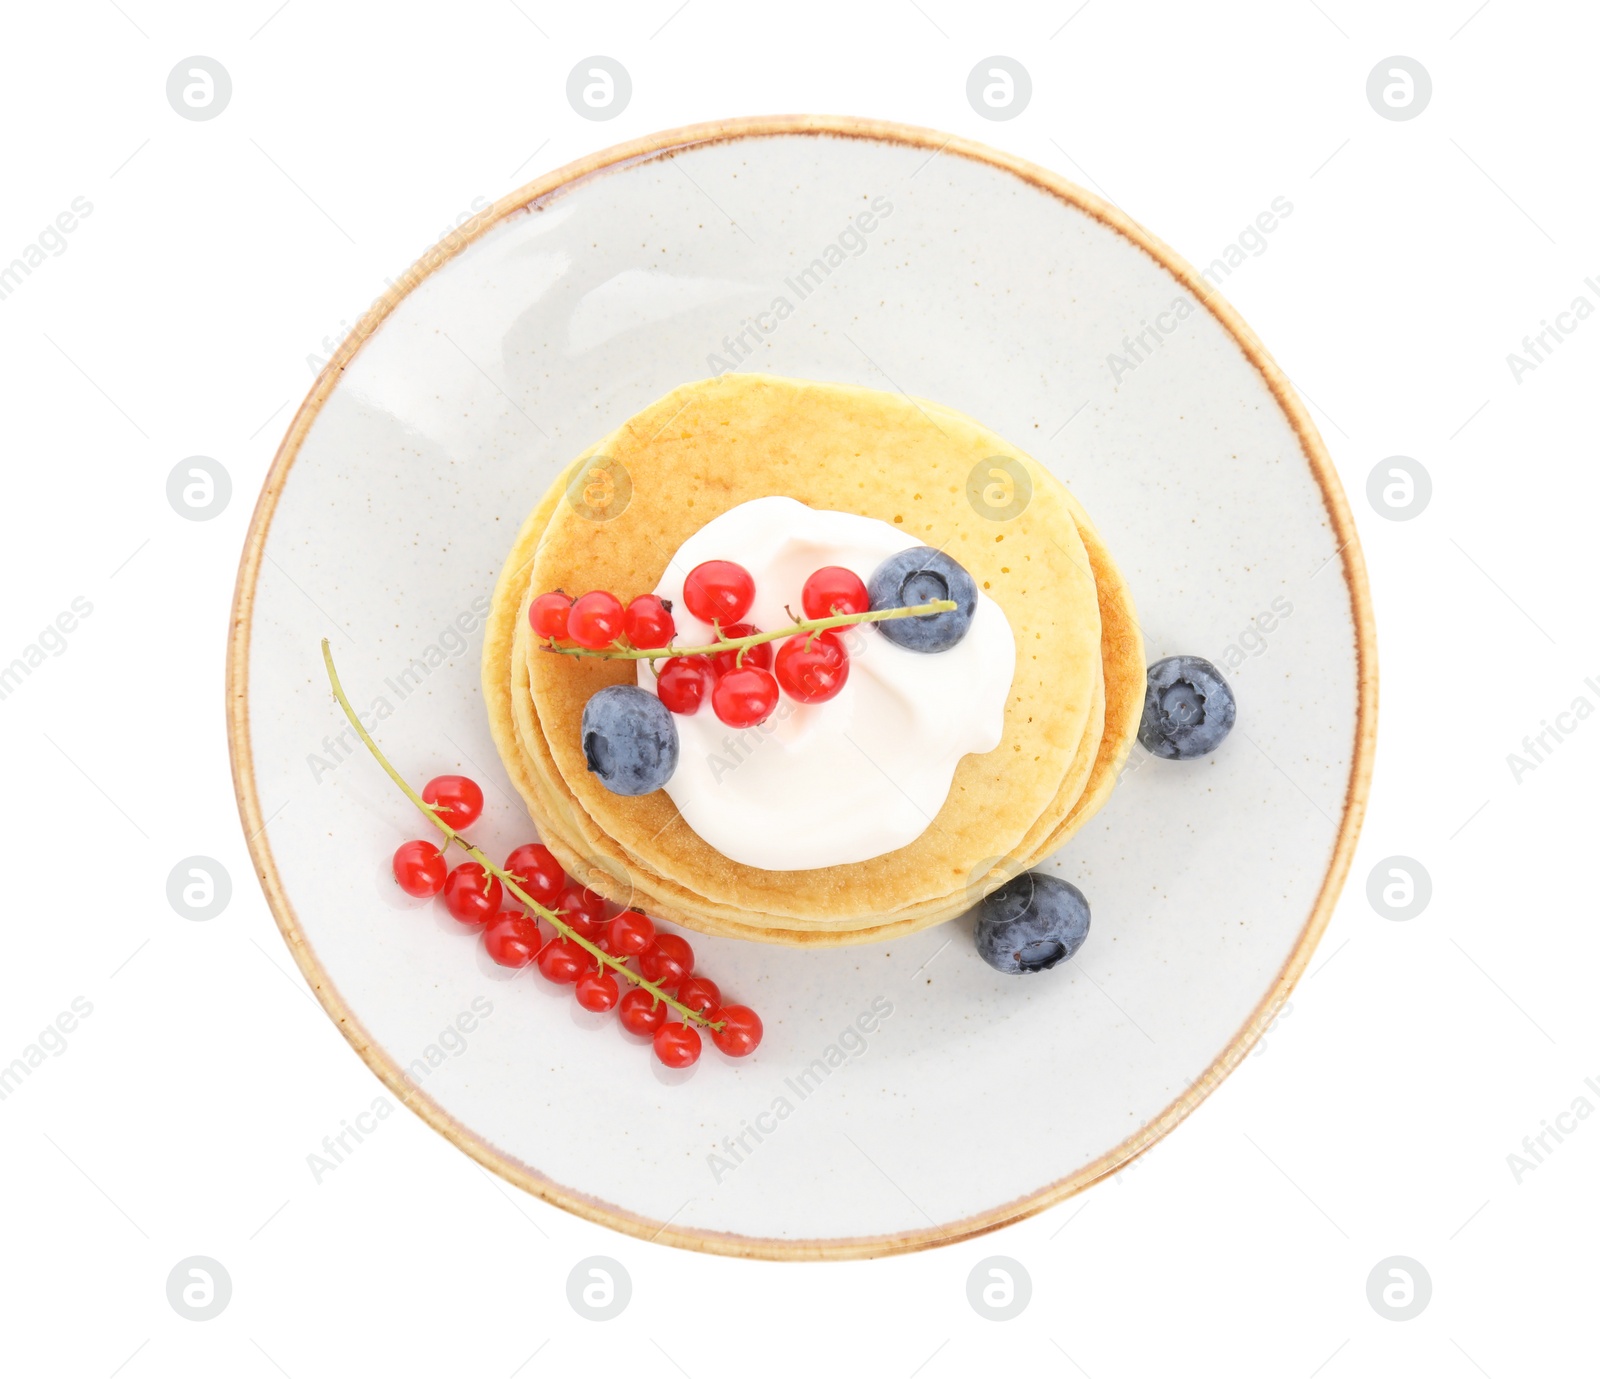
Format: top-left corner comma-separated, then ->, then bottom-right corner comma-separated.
638,497 -> 1016,870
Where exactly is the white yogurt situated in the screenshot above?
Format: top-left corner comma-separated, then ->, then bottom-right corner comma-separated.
637,496 -> 1016,870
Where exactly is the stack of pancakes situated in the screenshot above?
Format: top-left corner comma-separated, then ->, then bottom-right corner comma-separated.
483,375 -> 1143,947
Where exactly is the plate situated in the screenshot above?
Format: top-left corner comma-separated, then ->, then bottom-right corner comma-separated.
228,116 -> 1375,1259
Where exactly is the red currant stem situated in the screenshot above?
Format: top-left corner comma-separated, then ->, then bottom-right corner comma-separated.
320,640 -> 719,1030
539,598 -> 957,661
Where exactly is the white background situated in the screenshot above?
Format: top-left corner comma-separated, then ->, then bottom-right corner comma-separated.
1,1 -> 1596,1375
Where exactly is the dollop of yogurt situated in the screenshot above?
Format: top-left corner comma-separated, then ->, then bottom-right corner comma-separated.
638,496 -> 1016,870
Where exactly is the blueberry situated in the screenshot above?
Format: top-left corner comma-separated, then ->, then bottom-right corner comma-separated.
1138,655 -> 1237,760
867,547 -> 978,652
971,872 -> 1090,974
581,685 -> 679,795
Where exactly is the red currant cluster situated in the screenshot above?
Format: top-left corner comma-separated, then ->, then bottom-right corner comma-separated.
529,560 -> 869,730
391,773 -> 762,1069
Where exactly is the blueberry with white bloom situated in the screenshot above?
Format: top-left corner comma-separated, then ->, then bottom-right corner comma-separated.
1138,655 -> 1237,760
972,872 -> 1091,974
582,685 -> 678,795
867,547 -> 978,652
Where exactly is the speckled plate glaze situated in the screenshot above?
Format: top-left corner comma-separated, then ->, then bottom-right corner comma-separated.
228,117 -> 1375,1259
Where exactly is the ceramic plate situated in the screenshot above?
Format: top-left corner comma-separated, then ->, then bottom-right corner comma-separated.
228,116 -> 1375,1259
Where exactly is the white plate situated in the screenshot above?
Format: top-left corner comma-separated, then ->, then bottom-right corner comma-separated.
228,116 -> 1375,1259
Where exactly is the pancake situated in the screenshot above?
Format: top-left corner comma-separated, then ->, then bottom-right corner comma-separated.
482,375 -> 1145,943
520,375 -> 1102,921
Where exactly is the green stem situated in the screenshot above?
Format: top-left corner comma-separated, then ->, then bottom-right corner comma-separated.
540,597 -> 956,660
320,639 -> 717,1030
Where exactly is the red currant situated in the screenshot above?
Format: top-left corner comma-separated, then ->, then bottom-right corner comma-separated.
567,591 -> 625,648
537,936 -> 595,984
710,1005 -> 764,1057
639,932 -> 694,988
676,976 -> 722,1017
624,595 -> 675,649
712,665 -> 780,728
710,624 -> 774,678
422,775 -> 483,828
653,1021 -> 702,1068
775,631 -> 850,704
606,910 -> 656,957
618,987 -> 668,1035
574,969 -> 621,1013
483,913 -> 542,967
392,839 -> 447,897
557,881 -> 609,940
655,656 -> 717,715
683,560 -> 755,625
503,843 -> 565,909
802,566 -> 870,619
528,591 -> 573,640
441,863 -> 503,926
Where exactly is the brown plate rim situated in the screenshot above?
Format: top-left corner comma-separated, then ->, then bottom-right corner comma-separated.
225,114 -> 1378,1261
